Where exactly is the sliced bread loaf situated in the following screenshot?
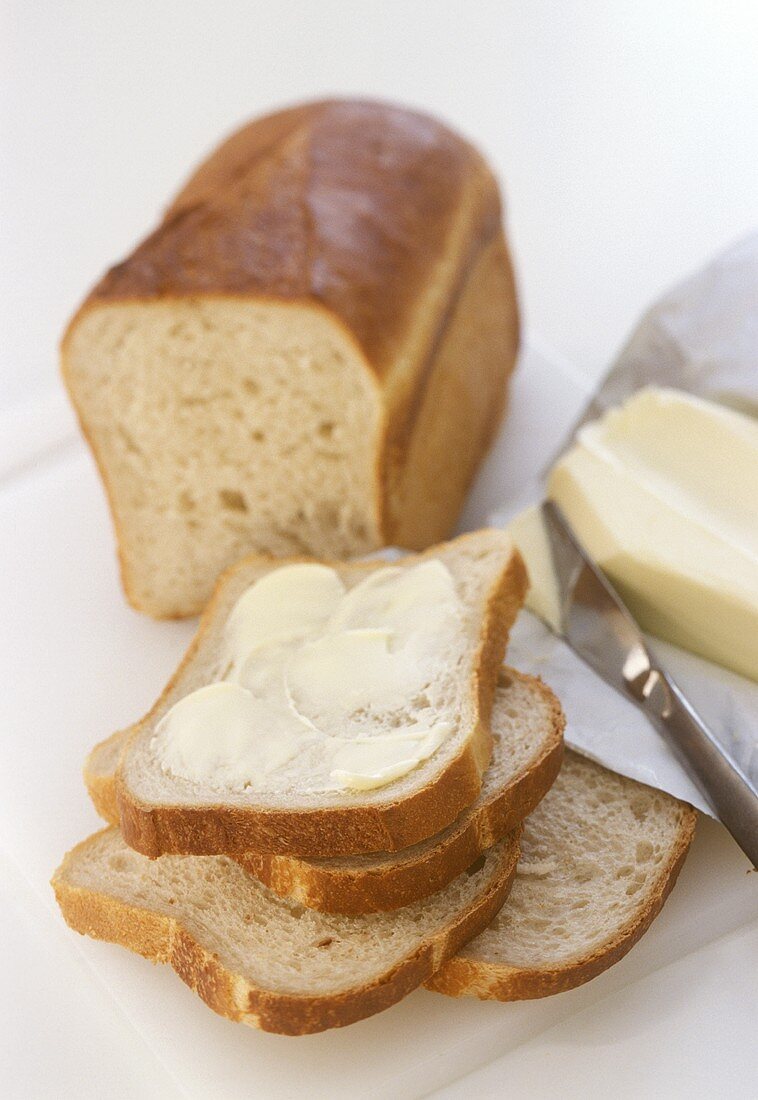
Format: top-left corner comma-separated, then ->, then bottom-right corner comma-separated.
51,827 -> 520,1035
61,99 -> 519,618
426,750 -> 696,1000
86,670 -> 564,913
115,530 -> 527,858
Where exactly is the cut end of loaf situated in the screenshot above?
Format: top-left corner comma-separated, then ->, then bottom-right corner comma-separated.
62,298 -> 385,617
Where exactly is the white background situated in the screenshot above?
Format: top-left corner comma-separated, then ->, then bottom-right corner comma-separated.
3,0 -> 758,408
2,3 -> 758,1099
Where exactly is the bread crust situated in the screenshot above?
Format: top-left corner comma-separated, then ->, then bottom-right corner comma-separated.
86,671 -> 564,913
52,826 -> 521,1036
68,100 -> 501,385
425,804 -> 697,1000
115,532 -> 528,858
388,232 -> 519,549
84,733 -> 121,825
60,100 -> 518,617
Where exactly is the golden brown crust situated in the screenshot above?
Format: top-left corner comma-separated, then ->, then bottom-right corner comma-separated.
51,826 -> 521,1035
114,532 -> 527,858
86,671 -> 563,913
116,739 -> 488,858
425,806 -> 697,1000
73,100 -> 501,385
388,232 -> 519,549
84,729 -> 127,825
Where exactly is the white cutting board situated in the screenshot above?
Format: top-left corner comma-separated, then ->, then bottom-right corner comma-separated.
0,341 -> 755,1100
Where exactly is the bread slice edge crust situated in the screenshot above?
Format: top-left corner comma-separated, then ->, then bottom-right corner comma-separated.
239,680 -> 560,912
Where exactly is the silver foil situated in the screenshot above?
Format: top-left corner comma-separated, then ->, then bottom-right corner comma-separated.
545,230 -> 758,475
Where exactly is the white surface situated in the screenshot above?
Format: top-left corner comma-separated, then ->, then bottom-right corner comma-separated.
1,344 -> 756,1100
3,1 -> 758,409
434,919 -> 758,1100
0,853 -> 181,1100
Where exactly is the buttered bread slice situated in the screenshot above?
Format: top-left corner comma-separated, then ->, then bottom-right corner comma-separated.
87,670 -> 564,913
114,530 -> 527,858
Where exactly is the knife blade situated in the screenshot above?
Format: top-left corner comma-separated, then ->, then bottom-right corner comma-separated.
541,499 -> 758,867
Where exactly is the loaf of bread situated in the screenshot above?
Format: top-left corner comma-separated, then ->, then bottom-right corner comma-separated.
62,99 -> 519,617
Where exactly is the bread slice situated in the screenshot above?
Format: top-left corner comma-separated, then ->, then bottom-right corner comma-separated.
426,751 -> 696,1000
115,530 -> 527,858
86,669 -> 564,913
61,99 -> 519,618
51,827 -> 520,1035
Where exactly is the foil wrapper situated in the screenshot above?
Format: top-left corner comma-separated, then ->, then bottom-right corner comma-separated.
494,233 -> 758,817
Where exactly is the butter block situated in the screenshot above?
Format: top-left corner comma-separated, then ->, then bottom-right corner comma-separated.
545,388 -> 758,681
507,504 -> 563,634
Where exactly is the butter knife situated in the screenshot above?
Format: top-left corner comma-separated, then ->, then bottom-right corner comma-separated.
541,500 -> 758,867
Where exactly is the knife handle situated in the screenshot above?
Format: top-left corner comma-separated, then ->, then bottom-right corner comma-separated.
640,670 -> 758,868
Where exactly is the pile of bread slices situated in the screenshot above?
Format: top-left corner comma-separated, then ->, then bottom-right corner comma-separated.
53,531 -> 695,1035
54,100 -> 695,1036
